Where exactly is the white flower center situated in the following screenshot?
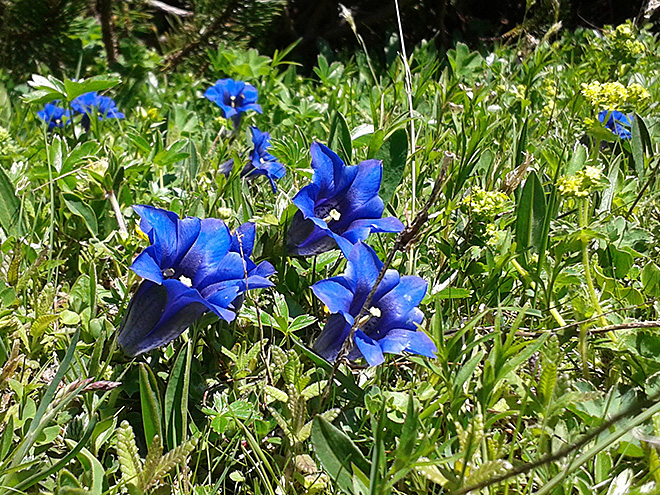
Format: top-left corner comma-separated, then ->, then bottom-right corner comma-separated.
179,275 -> 193,287
322,209 -> 341,223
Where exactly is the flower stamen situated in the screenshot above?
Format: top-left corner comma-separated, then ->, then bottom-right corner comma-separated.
179,275 -> 193,287
322,209 -> 342,223
162,268 -> 175,278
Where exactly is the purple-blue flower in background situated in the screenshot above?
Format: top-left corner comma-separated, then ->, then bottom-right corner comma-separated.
311,242 -> 436,366
37,102 -> 69,130
118,205 -> 275,356
598,110 -> 632,139
204,79 -> 262,126
71,92 -> 124,131
287,142 -> 404,257
241,127 -> 286,193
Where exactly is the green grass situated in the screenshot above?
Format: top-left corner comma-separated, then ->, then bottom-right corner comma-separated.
0,18 -> 660,495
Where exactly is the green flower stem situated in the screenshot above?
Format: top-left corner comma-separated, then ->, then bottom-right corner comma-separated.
579,198 -> 607,328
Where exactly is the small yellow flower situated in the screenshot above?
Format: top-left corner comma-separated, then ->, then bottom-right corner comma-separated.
135,225 -> 149,242
462,188 -> 513,219
557,167 -> 606,198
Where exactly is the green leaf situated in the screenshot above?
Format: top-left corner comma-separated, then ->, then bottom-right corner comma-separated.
0,164 -> 23,236
631,114 -> 652,179
139,363 -> 163,449
62,194 -> 98,237
393,391 -> 418,471
374,129 -> 408,206
74,446 -> 105,495
642,262 -> 660,297
164,347 -> 187,449
567,144 -> 588,176
116,420 -> 141,495
63,75 -> 120,102
311,416 -> 370,494
328,112 -> 352,165
516,170 -> 546,252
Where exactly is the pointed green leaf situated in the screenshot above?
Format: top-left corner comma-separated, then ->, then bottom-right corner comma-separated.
374,129 -> 408,206
328,112 -> 352,165
0,165 -> 23,236
63,75 -> 120,102
140,363 -> 163,449
516,170 -> 546,252
62,193 -> 98,237
311,416 -> 370,494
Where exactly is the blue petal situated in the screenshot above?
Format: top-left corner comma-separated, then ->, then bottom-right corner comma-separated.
230,222 -> 256,257
118,280 -> 210,357
287,212 -> 338,256
312,313 -> 351,363
378,328 -> 437,358
342,196 -> 385,225
377,275 -> 428,319
181,218 -> 231,286
337,159 -> 382,209
354,330 -> 385,366
344,242 -> 382,299
310,143 -> 339,193
242,103 -> 263,114
130,249 -> 165,284
312,278 -> 355,317
133,205 -> 202,270
292,184 -> 320,218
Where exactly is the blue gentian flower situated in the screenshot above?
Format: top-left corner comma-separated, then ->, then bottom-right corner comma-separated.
118,205 -> 275,357
71,92 -> 124,131
311,242 -> 436,366
37,102 -> 69,130
242,127 -> 286,193
204,79 -> 262,127
598,110 -> 632,139
287,142 -> 404,257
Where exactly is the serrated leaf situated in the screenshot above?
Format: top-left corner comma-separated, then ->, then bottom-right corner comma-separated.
263,385 -> 288,403
30,314 -> 59,341
415,458 -> 448,485
141,435 -> 163,492
301,381 -> 327,399
465,460 -> 512,485
143,435 -> 198,491
116,421 -> 141,494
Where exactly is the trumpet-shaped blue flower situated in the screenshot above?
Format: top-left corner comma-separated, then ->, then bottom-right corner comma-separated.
242,127 -> 286,193
598,110 -> 632,139
37,102 -> 69,130
311,242 -> 436,366
71,92 -> 124,131
204,79 -> 262,124
287,143 -> 404,257
118,205 -> 275,356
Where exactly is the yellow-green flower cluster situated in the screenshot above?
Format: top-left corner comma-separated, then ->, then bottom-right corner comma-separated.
462,187 -> 512,219
541,79 -> 558,117
0,126 -> 18,157
557,166 -> 607,198
485,223 -> 505,248
606,22 -> 645,58
580,81 -> 650,110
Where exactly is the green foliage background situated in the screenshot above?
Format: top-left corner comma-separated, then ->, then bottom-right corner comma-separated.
0,3 -> 659,495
